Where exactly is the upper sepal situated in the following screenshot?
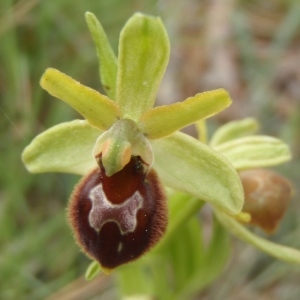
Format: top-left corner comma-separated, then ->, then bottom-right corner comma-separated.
115,13 -> 170,121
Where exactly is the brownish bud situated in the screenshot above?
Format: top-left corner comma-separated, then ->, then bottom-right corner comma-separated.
68,156 -> 167,270
239,169 -> 292,234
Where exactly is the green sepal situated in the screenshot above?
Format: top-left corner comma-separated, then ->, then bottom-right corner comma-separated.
85,12 -> 118,100
116,13 -> 170,121
210,118 -> 259,146
40,68 -> 121,131
22,120 -> 99,175
151,131 -> 244,214
215,209 -> 300,264
85,261 -> 101,280
215,135 -> 291,170
139,89 -> 232,139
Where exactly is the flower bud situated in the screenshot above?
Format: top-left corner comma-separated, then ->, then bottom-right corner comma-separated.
239,169 -> 292,233
68,156 -> 167,270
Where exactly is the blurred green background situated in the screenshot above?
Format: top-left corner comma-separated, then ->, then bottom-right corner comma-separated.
1,0 -> 300,299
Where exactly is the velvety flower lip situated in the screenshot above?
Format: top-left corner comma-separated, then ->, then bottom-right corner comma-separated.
22,12 -> 245,215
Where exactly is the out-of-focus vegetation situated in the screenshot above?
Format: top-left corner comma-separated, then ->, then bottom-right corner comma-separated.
1,0 -> 300,299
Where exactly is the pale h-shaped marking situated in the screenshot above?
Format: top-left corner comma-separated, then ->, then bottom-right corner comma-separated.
88,183 -> 143,235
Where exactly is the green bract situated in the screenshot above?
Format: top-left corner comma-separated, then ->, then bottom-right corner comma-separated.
22,12 -> 244,215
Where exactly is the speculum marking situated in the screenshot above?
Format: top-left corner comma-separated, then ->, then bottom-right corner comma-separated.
88,183 -> 143,234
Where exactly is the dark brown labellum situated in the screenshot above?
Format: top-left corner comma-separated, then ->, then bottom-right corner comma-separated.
68,156 -> 167,270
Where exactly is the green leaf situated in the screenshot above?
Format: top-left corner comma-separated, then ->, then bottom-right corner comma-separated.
197,216 -> 230,288
22,120 -> 99,175
167,216 -> 205,296
116,13 -> 170,121
139,89 -> 232,139
210,118 -> 259,146
148,213 -> 205,299
215,135 -> 291,170
40,68 -> 120,131
117,263 -> 154,297
215,208 -> 300,264
157,192 -> 204,248
177,217 -> 230,298
151,131 -> 244,214
85,261 -> 101,280
150,195 -> 230,299
85,12 -> 118,100
145,193 -> 204,299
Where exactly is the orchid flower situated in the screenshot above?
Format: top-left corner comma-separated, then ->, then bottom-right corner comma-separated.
21,12 -> 244,271
208,118 -> 300,264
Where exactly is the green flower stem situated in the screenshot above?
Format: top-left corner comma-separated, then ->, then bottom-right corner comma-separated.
40,68 -> 120,131
195,119 -> 207,144
215,208 -> 300,264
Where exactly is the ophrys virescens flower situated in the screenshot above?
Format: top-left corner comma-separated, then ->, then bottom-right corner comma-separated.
22,12 -> 244,271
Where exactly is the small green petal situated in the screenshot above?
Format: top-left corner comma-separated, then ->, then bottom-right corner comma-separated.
22,120 -> 100,175
116,13 -> 170,121
151,132 -> 244,214
139,89 -> 232,139
40,68 -> 120,130
215,209 -> 300,264
215,136 -> 291,170
210,118 -> 259,146
85,12 -> 118,100
85,261 -> 101,280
